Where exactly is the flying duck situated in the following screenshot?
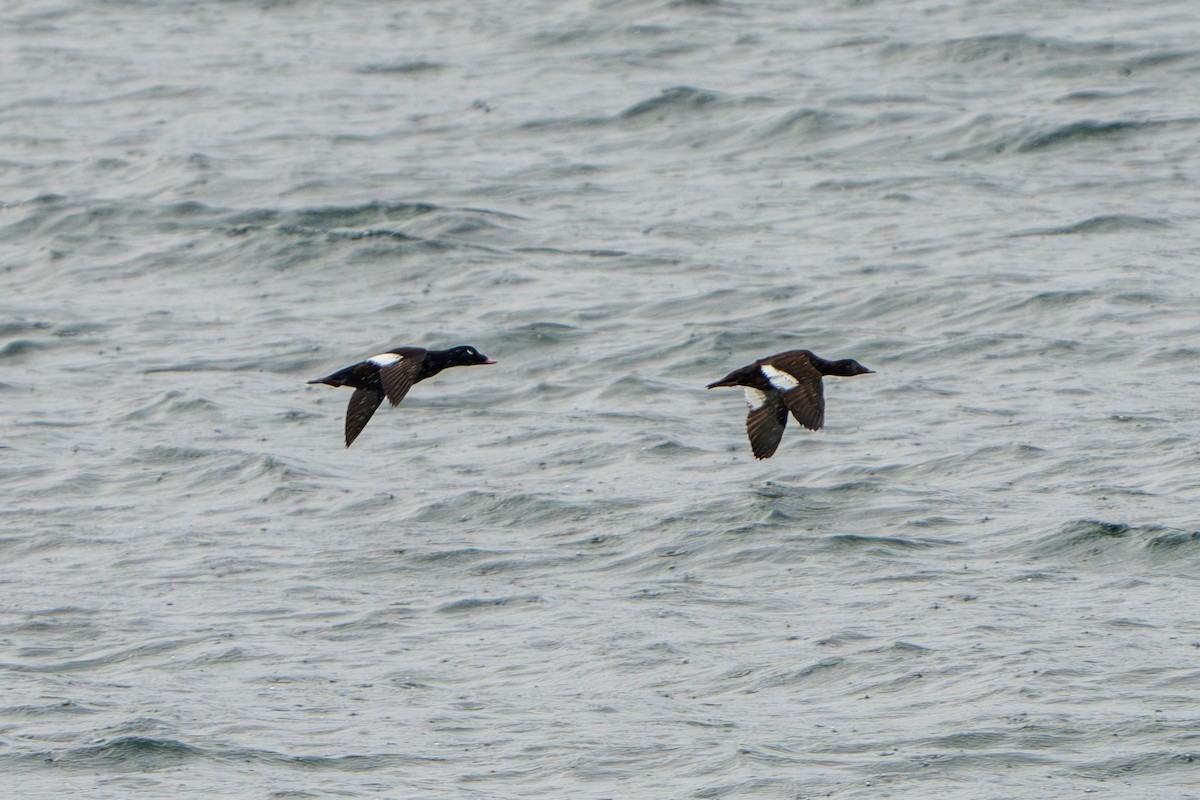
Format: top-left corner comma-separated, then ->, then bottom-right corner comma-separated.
707,349 -> 873,459
307,345 -> 495,447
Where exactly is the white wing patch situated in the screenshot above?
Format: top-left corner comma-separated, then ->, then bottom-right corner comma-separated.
367,353 -> 404,368
760,364 -> 799,391
744,387 -> 769,410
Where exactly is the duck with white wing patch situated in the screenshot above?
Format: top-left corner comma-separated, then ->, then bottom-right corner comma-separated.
707,349 -> 873,459
307,345 -> 495,447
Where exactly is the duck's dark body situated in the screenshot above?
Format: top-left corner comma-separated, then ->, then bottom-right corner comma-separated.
307,345 -> 494,447
707,349 -> 872,459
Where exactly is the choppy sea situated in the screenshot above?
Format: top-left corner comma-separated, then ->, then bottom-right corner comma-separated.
4,1 -> 1200,797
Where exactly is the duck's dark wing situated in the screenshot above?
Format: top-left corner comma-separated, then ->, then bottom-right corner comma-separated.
782,378 -> 824,431
745,388 -> 789,459
378,349 -> 426,406
761,354 -> 825,431
345,387 -> 385,447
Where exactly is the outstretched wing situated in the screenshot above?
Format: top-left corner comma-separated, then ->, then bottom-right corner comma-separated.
744,387 -> 789,459
760,356 -> 825,431
371,347 -> 426,406
345,387 -> 385,447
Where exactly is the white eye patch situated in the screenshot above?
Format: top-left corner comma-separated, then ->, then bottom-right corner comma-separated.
760,364 -> 799,391
368,353 -> 404,367
744,387 -> 769,410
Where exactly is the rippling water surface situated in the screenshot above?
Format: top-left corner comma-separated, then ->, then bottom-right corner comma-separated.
5,1 -> 1200,797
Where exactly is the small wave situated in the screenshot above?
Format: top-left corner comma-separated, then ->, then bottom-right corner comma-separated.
618,86 -> 729,119
101,84 -> 212,105
1122,48 -> 1200,74
407,546 -> 508,566
1017,119 -> 1169,152
598,374 -> 677,400
110,443 -> 326,507
1074,750 -> 1200,781
517,114 -> 611,132
889,332 -> 1086,365
815,630 -> 875,647
0,339 -> 57,362
937,114 -> 1195,160
0,320 -> 52,337
408,490 -> 595,528
1030,519 -> 1200,567
634,436 -> 704,458
134,445 -> 215,463
1011,214 -> 1171,236
513,245 -> 628,257
822,533 -> 943,553
117,390 -> 222,422
0,699 -> 100,719
1056,88 -> 1149,103
283,200 -> 440,230
1,636 -> 204,675
71,736 -> 203,770
1006,289 -> 1095,307
882,33 -> 1130,70
355,61 -> 444,75
24,198 -> 528,257
1144,529 -> 1200,551
436,594 -> 543,614
742,657 -> 851,693
39,735 -> 437,775
757,107 -> 863,143
490,321 -> 586,349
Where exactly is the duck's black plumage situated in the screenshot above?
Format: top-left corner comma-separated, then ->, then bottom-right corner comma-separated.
307,345 -> 495,447
707,349 -> 873,459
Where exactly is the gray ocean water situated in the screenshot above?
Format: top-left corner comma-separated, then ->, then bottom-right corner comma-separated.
4,1 -> 1200,797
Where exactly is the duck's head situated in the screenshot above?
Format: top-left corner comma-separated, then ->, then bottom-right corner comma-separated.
446,345 -> 496,366
825,358 -> 874,377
